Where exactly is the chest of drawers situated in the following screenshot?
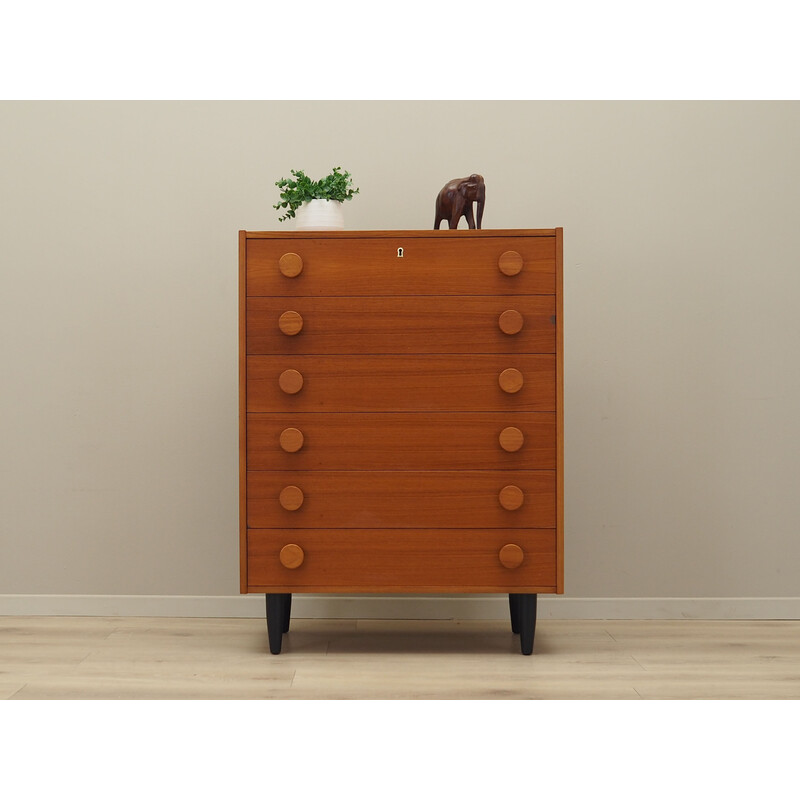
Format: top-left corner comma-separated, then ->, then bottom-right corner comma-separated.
239,229 -> 563,654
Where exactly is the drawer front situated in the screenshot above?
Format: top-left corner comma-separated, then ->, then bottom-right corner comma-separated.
247,412 -> 556,470
247,354 -> 556,412
246,529 -> 558,592
246,236 -> 556,296
246,296 -> 556,355
246,470 -> 556,529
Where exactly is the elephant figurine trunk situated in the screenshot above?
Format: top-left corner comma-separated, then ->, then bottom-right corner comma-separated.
434,174 -> 485,230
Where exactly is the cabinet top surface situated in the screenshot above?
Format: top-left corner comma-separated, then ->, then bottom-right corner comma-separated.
241,229 -> 560,239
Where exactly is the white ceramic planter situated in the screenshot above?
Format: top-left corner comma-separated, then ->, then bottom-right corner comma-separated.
294,199 -> 345,231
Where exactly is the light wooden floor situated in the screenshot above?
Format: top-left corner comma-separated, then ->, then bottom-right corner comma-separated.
2,616 -> 799,699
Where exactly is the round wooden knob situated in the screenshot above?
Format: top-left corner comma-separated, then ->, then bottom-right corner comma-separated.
499,543 -> 524,569
499,426 -> 524,452
279,543 -> 305,569
498,368 -> 524,394
498,309 -> 524,335
278,369 -> 304,394
499,485 -> 524,510
278,252 -> 303,277
279,427 -> 304,452
279,485 -> 304,511
278,310 -> 303,336
498,250 -> 523,276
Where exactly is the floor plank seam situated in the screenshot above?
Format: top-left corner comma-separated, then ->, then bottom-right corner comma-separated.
9,684 -> 28,700
76,649 -> 97,666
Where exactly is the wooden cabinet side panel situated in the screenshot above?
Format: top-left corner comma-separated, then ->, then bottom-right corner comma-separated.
555,227 -> 564,593
239,231 -> 249,592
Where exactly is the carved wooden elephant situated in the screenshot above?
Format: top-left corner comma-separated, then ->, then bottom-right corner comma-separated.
434,174 -> 485,229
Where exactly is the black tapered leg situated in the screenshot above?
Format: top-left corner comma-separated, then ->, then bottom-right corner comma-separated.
508,593 -> 521,634
519,593 -> 538,655
265,593 -> 289,654
283,594 -> 292,633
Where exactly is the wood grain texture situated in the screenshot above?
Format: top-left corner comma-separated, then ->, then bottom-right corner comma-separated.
277,368 -> 304,395
498,425 -> 525,452
247,412 -> 556,470
246,470 -> 556,529
498,367 -> 524,394
278,252 -> 303,277
247,354 -> 556,412
498,309 -> 525,335
279,543 -> 305,569
239,229 -> 564,599
239,230 -> 248,592
278,426 -> 305,453
498,250 -> 524,276
246,529 -> 557,592
244,229 -> 558,239
278,485 -> 304,511
498,543 -> 525,568
246,235 -> 556,296
498,484 -> 525,511
246,295 -> 556,355
278,310 -> 304,336
555,227 -> 564,593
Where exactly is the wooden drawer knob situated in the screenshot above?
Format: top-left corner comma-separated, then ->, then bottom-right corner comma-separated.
279,485 -> 304,511
498,250 -> 523,276
498,368 -> 523,393
278,252 -> 303,277
499,543 -> 524,569
499,426 -> 524,452
279,368 -> 304,394
498,309 -> 524,335
279,543 -> 305,569
279,427 -> 304,452
499,485 -> 524,510
278,310 -> 303,336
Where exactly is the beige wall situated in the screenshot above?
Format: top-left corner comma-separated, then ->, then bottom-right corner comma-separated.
1,101 -> 799,612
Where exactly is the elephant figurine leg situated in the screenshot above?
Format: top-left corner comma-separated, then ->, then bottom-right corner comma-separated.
462,203 -> 476,229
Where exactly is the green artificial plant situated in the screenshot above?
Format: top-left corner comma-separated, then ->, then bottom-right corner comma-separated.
274,167 -> 360,222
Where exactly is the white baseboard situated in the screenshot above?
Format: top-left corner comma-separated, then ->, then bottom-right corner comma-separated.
1,594 -> 799,620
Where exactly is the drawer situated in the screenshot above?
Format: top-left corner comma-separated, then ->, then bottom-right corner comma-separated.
246,354 -> 556,412
247,412 -> 556,470
246,296 -> 556,355
246,529 -> 558,592
246,470 -> 556,529
245,235 -> 556,296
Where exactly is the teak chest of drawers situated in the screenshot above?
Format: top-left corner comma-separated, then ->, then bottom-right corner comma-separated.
239,229 -> 563,654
